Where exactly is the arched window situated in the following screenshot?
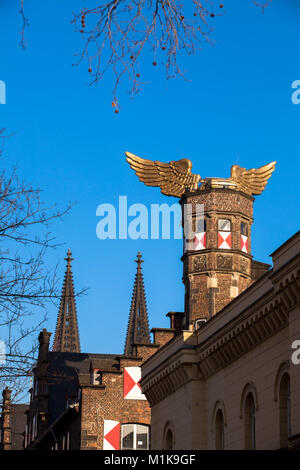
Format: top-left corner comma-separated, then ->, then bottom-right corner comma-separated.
215,409 -> 225,450
244,393 -> 256,450
165,429 -> 173,450
279,373 -> 291,448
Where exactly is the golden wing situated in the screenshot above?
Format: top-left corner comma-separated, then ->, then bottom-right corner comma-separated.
230,161 -> 276,195
125,151 -> 201,197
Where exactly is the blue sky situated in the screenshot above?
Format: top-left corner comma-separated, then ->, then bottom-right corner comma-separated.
0,0 -> 299,354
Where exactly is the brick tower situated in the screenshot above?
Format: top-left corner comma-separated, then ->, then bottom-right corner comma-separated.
124,252 -> 151,356
181,187 -> 255,330
125,151 -> 275,332
52,249 -> 81,352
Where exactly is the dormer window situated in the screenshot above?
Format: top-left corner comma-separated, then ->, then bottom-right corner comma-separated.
91,369 -> 102,385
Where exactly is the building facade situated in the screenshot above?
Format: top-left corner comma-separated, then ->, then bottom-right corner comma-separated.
2,183 -> 299,451
141,184 -> 300,450
24,251 -> 173,450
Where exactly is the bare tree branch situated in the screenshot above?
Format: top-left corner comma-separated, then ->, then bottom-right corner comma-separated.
0,131 -> 84,402
19,0 -> 29,49
17,1 -> 272,111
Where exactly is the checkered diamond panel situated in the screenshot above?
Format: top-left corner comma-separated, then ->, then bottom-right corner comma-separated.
218,231 -> 231,249
241,234 -> 248,253
103,420 -> 120,450
123,367 -> 146,400
194,232 -> 206,250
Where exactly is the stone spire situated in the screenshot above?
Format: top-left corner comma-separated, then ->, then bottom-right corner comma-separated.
52,249 -> 80,353
124,252 -> 151,356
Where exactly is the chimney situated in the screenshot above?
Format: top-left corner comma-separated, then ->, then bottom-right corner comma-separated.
167,311 -> 185,334
38,329 -> 51,362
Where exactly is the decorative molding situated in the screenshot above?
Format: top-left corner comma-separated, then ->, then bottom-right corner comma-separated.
217,254 -> 233,270
274,361 -> 290,402
240,382 -> 259,419
240,257 -> 250,275
162,421 -> 176,450
142,360 -> 197,407
211,400 -> 227,433
193,255 -> 207,272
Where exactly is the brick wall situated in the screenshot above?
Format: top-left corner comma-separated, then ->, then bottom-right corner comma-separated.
80,367 -> 151,449
80,342 -> 173,450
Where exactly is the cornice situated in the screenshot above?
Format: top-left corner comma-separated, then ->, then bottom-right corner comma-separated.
179,188 -> 255,203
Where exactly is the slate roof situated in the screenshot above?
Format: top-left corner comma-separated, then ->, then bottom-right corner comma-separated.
46,351 -> 120,424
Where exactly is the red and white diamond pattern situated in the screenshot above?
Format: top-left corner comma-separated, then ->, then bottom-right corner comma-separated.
194,232 -> 206,250
241,235 -> 248,253
103,420 -> 120,450
218,231 -> 231,249
123,367 -> 146,400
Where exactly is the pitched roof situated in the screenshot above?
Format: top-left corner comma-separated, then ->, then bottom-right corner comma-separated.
46,351 -> 120,424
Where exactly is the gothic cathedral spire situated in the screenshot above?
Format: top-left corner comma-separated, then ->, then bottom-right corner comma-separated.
124,252 -> 151,356
52,249 -> 81,353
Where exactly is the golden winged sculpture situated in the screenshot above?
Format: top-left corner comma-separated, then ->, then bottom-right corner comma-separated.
125,151 -> 276,197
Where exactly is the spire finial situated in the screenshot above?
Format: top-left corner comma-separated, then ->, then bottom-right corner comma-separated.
65,248 -> 74,267
135,251 -> 144,266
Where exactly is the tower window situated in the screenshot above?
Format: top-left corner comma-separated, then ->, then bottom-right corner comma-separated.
193,218 -> 206,233
218,219 -> 231,232
241,223 -> 248,236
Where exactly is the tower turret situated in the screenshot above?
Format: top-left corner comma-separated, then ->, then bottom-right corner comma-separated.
181,187 -> 254,329
124,150 -> 275,331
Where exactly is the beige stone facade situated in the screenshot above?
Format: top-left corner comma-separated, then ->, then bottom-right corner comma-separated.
141,231 -> 300,450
